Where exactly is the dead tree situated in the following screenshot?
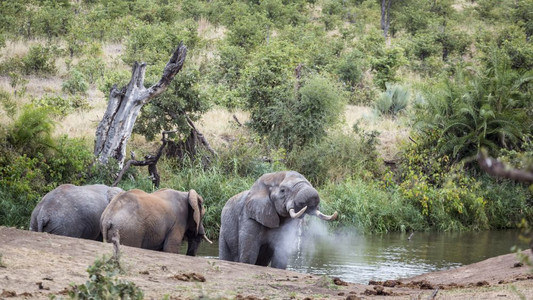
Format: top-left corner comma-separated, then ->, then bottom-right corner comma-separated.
94,43 -> 187,168
112,131 -> 174,188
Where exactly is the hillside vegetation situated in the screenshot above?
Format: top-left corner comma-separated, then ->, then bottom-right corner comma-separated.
0,0 -> 532,238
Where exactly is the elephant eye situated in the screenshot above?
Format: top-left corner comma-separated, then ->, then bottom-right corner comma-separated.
280,188 -> 286,193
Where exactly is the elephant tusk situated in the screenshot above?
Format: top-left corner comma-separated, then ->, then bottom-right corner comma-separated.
203,235 -> 213,244
289,206 -> 307,218
315,210 -> 338,221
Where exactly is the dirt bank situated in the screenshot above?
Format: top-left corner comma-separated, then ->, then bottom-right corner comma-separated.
0,226 -> 532,299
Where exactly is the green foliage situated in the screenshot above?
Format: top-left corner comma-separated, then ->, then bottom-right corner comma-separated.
74,56 -> 106,84
226,14 -> 267,51
0,105 -> 93,228
6,105 -> 56,158
243,41 -> 294,137
215,133 -> 279,178
277,74 -> 344,149
122,22 -> 197,66
32,95 -> 90,119
98,68 -> 131,95
287,129 -> 383,186
32,0 -> 72,40
371,47 -> 406,89
68,255 -> 143,300
0,89 -> 16,117
22,44 -> 58,75
335,49 -> 365,90
62,69 -> 89,95
374,83 -> 410,116
160,159 -> 255,238
134,67 -> 210,142
320,179 -> 425,233
212,43 -> 248,90
0,155 -> 47,228
415,50 -> 532,161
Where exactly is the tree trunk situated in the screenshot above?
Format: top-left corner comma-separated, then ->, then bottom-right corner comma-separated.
94,43 -> 187,167
380,0 -> 392,38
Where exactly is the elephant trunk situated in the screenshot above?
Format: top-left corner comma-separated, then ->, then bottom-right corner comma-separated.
291,185 -> 338,221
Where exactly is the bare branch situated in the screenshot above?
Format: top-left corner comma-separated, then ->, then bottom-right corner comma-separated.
477,150 -> 533,184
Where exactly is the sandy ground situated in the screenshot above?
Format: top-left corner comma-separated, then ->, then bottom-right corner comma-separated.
0,226 -> 532,300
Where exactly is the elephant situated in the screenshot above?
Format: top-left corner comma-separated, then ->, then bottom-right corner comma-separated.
100,188 -> 211,256
219,171 -> 338,269
29,184 -> 123,241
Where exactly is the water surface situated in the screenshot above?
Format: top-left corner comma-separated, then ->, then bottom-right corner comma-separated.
196,225 -> 528,284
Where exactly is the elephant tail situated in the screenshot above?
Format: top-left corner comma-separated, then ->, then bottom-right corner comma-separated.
102,220 -> 112,243
36,216 -> 49,232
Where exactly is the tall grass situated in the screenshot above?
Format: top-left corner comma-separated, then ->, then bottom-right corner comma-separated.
319,179 -> 425,233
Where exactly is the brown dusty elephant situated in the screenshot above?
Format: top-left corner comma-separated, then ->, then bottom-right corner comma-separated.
29,184 -> 123,241
219,171 -> 338,269
100,188 -> 211,256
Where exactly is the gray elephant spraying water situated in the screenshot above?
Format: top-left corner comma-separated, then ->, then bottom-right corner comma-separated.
219,171 -> 338,269
29,184 -> 123,241
100,188 -> 212,256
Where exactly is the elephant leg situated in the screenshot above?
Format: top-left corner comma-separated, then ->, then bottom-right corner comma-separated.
238,220 -> 263,264
163,227 -> 185,253
256,244 -> 274,266
218,234 -> 234,261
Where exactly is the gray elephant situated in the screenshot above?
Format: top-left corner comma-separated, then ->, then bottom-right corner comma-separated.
219,171 -> 338,269
29,184 -> 123,241
100,188 -> 211,256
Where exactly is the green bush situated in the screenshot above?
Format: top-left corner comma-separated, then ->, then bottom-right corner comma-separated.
6,105 -> 56,158
62,69 -> 89,95
287,129 -> 383,186
68,254 -> 143,300
371,47 -> 406,89
32,95 -> 90,118
374,83 -> 410,116
0,155 -> 47,228
226,14 -> 267,51
22,44 -> 58,75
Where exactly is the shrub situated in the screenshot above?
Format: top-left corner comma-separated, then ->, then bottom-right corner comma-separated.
6,105 -> 56,158
62,69 -> 89,95
0,155 -> 47,228
287,129 -> 383,186
335,49 -> 365,90
22,44 -> 58,75
32,95 -> 90,118
226,14 -> 267,51
75,56 -> 106,84
371,47 -> 406,89
68,254 -> 143,300
374,83 -> 410,116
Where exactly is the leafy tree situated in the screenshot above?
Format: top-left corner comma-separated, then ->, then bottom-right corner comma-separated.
134,67 -> 210,142
242,42 -> 295,139
226,14 -> 268,51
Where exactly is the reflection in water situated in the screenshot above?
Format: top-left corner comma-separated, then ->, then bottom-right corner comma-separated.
195,219 -> 528,284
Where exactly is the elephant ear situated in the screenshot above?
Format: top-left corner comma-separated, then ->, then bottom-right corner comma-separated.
245,187 -> 280,229
188,189 -> 202,235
